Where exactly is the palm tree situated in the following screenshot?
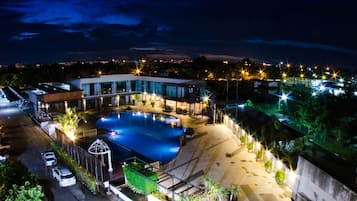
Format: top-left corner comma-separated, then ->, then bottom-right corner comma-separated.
201,176 -> 213,196
201,176 -> 227,201
57,107 -> 85,140
228,184 -> 239,201
216,185 -> 228,201
179,194 -> 201,201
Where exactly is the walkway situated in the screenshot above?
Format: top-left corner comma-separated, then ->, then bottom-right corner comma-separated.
162,124 -> 292,201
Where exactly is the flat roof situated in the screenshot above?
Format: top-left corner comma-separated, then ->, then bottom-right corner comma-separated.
26,82 -> 81,97
75,74 -> 205,85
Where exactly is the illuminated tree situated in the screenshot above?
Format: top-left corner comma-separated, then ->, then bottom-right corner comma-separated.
57,107 -> 85,140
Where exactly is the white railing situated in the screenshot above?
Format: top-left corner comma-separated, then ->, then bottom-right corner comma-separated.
109,185 -> 132,201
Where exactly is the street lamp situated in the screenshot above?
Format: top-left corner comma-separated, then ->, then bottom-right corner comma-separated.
135,68 -> 141,76
278,92 -> 289,110
201,95 -> 209,117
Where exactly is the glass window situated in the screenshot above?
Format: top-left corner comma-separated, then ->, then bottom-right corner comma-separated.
166,86 -> 177,98
116,81 -> 126,93
101,82 -> 112,94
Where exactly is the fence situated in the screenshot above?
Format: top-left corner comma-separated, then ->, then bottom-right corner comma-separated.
55,129 -> 107,184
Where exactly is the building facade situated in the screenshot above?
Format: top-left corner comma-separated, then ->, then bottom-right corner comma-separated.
26,74 -> 207,120
69,74 -> 207,115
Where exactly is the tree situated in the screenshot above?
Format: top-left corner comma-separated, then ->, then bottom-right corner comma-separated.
57,107 -> 85,140
0,73 -> 23,87
290,96 -> 328,141
201,176 -> 227,201
0,159 -> 40,200
5,181 -> 44,201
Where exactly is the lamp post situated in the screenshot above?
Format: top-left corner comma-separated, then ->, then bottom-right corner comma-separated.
202,96 -> 209,118
278,92 -> 289,110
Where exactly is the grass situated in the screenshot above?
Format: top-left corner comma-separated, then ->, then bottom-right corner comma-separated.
316,140 -> 357,161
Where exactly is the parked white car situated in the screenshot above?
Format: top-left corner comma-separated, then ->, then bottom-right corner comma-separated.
41,151 -> 57,166
52,166 -> 76,187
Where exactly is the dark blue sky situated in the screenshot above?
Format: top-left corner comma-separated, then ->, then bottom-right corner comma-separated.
1,0 -> 356,69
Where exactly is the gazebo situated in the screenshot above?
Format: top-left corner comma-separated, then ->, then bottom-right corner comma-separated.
88,139 -> 113,172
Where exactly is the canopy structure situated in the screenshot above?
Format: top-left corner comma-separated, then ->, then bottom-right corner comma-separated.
88,139 -> 113,172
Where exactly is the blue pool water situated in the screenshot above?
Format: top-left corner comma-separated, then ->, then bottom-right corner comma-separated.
96,111 -> 185,163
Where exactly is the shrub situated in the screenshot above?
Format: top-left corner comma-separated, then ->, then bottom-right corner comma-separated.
247,142 -> 253,151
239,135 -> 246,144
256,149 -> 263,160
264,160 -> 272,172
123,162 -> 158,194
151,100 -> 156,107
275,170 -> 286,184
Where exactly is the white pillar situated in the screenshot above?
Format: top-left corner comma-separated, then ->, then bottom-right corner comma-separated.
83,99 -> 86,111
107,150 -> 113,172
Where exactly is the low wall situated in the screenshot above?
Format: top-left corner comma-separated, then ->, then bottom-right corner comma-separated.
110,185 -> 132,201
293,156 -> 357,201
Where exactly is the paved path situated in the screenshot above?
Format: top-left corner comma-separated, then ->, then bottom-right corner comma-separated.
163,124 -> 292,201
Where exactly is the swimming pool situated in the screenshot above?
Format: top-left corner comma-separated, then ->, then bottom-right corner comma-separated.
96,111 -> 185,163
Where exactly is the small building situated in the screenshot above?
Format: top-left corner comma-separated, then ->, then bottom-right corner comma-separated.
25,82 -> 83,120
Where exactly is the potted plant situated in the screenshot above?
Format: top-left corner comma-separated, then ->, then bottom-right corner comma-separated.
275,170 -> 286,185
142,100 -> 147,105
264,160 -> 272,173
239,135 -> 246,145
247,142 -> 253,152
151,100 -> 156,107
256,149 -> 263,161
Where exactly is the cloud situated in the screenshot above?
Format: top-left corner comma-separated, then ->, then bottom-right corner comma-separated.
95,15 -> 139,26
11,32 -> 40,40
1,0 -> 140,26
246,39 -> 357,56
129,47 -> 174,52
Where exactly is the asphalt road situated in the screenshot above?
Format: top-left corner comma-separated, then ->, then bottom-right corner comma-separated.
0,102 -> 113,201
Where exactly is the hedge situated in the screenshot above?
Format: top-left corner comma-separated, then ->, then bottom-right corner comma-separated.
50,142 -> 97,193
123,162 -> 158,194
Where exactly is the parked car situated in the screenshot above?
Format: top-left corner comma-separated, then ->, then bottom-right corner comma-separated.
52,166 -> 76,187
0,150 -> 9,163
41,151 -> 57,166
0,144 -> 10,163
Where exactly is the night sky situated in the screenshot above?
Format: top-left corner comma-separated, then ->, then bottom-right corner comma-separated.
1,0 -> 356,69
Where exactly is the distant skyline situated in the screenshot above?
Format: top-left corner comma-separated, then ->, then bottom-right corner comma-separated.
0,0 -> 356,69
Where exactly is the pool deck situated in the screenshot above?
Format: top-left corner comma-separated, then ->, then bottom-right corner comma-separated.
83,105 -> 292,201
